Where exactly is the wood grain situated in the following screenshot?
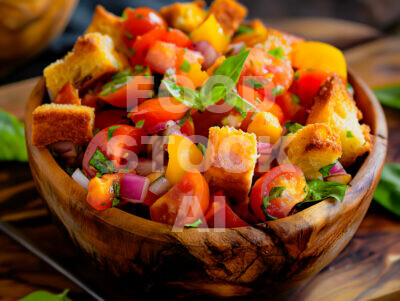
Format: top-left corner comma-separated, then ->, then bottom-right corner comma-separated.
23,71 -> 387,297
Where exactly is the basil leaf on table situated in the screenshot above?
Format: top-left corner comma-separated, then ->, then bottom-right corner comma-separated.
374,85 -> 400,110
0,109 -> 28,162
373,163 -> 400,216
20,289 -> 71,301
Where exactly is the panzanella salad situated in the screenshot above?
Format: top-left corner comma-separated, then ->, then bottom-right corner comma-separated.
32,0 -> 372,228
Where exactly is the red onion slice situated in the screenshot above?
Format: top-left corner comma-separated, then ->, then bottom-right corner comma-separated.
191,40 -> 218,69
149,176 -> 171,196
257,142 -> 273,155
50,141 -> 77,158
71,169 -> 89,190
120,174 -> 150,203
329,161 -> 346,175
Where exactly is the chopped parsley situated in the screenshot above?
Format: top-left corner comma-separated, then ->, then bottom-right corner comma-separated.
89,149 -> 117,175
261,186 -> 285,220
284,122 -> 303,135
107,125 -> 120,140
246,78 -> 263,89
179,60 -> 191,73
135,119 -> 145,128
271,85 -> 284,96
294,70 -> 300,80
346,130 -> 354,138
125,31 -> 133,39
99,69 -> 134,96
292,93 -> 300,104
134,65 -> 144,73
197,143 -> 207,155
268,47 -> 284,60
237,25 -> 254,35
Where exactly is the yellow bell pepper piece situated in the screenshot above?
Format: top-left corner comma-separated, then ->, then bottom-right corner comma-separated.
190,14 -> 228,53
291,41 -> 347,79
160,1 -> 206,33
206,55 -> 225,75
166,135 -> 204,185
247,112 -> 282,144
178,62 -> 209,88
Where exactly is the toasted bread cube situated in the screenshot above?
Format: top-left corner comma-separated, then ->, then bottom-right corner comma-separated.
204,126 -> 257,203
209,0 -> 247,37
285,123 -> 342,180
160,0 -> 206,33
32,104 -> 94,147
44,33 -> 126,97
306,76 -> 371,167
85,5 -> 130,57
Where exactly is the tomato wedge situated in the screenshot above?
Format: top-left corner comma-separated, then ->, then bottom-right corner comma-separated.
82,125 -> 144,178
94,109 -> 130,130
275,91 -> 307,124
122,7 -> 166,43
289,69 -> 332,108
250,165 -> 307,220
130,97 -> 189,132
150,169 -> 209,226
202,191 -> 248,228
54,82 -> 80,105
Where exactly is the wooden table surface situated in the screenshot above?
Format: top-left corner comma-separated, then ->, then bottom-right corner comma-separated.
0,19 -> 400,301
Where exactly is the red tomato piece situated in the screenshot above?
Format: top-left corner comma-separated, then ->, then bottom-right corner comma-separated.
122,7 -> 166,43
54,82 -> 80,105
179,116 -> 195,137
150,169 -> 210,226
82,125 -> 144,178
289,69 -> 332,108
275,91 -> 307,124
145,41 -> 179,74
130,97 -> 189,132
87,174 -> 122,210
98,69 -> 153,108
130,27 -> 191,66
202,191 -> 248,228
250,165 -> 307,220
94,109 -> 130,130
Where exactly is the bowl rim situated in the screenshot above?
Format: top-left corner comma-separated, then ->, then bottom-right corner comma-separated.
25,70 -> 388,240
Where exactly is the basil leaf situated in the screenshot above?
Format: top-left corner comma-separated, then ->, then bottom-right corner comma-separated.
292,94 -> 300,104
179,60 -> 191,72
268,47 -> 284,60
0,109 -> 27,162
135,119 -> 145,128
213,48 -> 250,84
373,163 -> 400,216
89,149 -> 116,175
107,125 -> 120,140
224,92 -> 258,117
20,289 -> 71,301
185,218 -> 203,228
113,181 -> 120,197
374,85 -> 400,110
162,80 -> 203,110
237,25 -> 254,35
305,180 -> 348,203
346,130 -> 354,138
112,197 -> 121,207
284,122 -> 303,135
319,163 -> 336,178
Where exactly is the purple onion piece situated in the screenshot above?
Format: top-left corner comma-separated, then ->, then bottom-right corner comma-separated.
191,40 -> 218,69
120,174 -> 150,203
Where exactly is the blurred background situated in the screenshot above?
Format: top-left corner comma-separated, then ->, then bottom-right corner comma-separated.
0,0 -> 399,85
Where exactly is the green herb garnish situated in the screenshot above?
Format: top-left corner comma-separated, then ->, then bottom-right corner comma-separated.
135,119 -> 145,128
268,47 -> 284,60
261,186 -> 285,220
305,180 -> 348,203
107,125 -> 120,140
246,78 -> 263,89
271,85 -> 284,97
185,218 -> 203,228
197,143 -> 206,155
284,122 -> 303,135
373,163 -> 400,216
346,130 -> 354,138
347,83 -> 354,94
292,93 -> 300,104
319,163 -> 336,178
179,60 -> 191,72
134,65 -> 144,73
125,31 -> 133,39
237,25 -> 254,35
0,109 -> 27,162
89,149 -> 116,175
20,289 -> 71,301
374,85 -> 400,110
294,70 -> 300,80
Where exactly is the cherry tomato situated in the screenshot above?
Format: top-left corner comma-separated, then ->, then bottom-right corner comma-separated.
82,125 -> 144,178
150,169 -> 210,226
99,68 -> 153,108
54,82 -> 80,105
275,91 -> 307,124
122,7 -> 166,43
145,41 -> 178,74
94,109 -> 130,130
179,116 -> 195,137
242,48 -> 294,92
130,27 -> 191,66
250,165 -> 307,220
143,191 -> 159,207
87,174 -> 122,210
289,69 -> 332,108
202,191 -> 248,228
130,97 -> 189,132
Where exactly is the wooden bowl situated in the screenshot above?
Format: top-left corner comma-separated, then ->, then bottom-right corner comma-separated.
0,0 -> 78,61
25,71 -> 387,297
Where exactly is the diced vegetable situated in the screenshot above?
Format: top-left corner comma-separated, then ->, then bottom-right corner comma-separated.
72,168 -> 90,190
120,173 -> 150,203
247,112 -> 283,143
87,174 -> 122,210
190,15 -> 228,53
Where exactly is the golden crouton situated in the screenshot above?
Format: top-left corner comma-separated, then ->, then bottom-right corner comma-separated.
85,5 -> 130,57
285,123 -> 342,180
32,104 -> 94,147
232,19 -> 268,46
204,126 -> 257,203
160,0 -> 206,33
44,33 -> 125,97
209,0 -> 247,37
307,76 -> 371,167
